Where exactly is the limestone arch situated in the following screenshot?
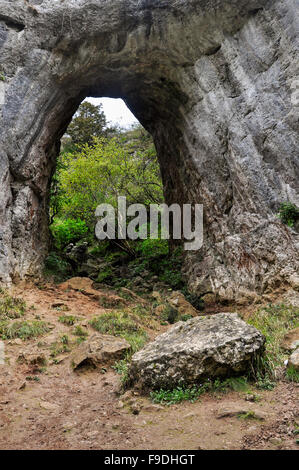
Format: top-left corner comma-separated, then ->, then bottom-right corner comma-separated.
0,0 -> 298,302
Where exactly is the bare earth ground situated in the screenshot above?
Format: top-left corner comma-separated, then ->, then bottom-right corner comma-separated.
0,283 -> 298,450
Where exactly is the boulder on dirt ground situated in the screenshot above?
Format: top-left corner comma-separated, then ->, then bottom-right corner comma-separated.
129,313 -> 265,389
60,277 -> 94,292
17,351 -> 47,366
288,349 -> 299,371
71,333 -> 131,370
281,328 -> 299,351
167,291 -> 198,317
60,277 -> 127,307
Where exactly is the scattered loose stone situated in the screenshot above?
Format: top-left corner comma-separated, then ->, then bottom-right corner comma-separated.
281,328 -> 299,352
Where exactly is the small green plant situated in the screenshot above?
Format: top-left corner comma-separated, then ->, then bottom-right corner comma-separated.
58,315 -> 79,326
237,411 -> 258,420
255,371 -> 275,390
161,305 -> 179,324
73,325 -> 88,338
26,376 -> 40,382
113,359 -> 130,386
277,202 -> 299,227
151,385 -> 203,405
286,366 -> 299,383
50,336 -> 71,357
60,334 -> 69,345
0,73 -> 5,82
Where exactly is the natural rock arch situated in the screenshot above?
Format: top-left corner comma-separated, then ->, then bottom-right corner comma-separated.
0,0 -> 298,302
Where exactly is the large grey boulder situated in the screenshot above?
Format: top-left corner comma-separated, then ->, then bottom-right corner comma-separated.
129,313 -> 265,389
0,1 -> 298,302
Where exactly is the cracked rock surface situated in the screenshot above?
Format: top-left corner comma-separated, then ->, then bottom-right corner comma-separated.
129,313 -> 265,389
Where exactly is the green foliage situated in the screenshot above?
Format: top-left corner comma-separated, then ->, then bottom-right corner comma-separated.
286,366 -> 299,383
97,266 -> 114,283
0,292 -> 26,320
136,238 -> 169,258
277,202 -> 299,227
90,311 -> 147,353
247,303 -> 299,375
150,376 -> 249,405
58,315 -> 79,326
50,337 -> 71,357
161,305 -> 180,324
50,219 -> 89,250
73,325 -> 88,338
51,126 -> 163,230
151,385 -> 204,405
112,359 -> 130,386
0,320 -> 50,340
44,252 -> 72,281
237,411 -> 260,420
64,101 -> 108,148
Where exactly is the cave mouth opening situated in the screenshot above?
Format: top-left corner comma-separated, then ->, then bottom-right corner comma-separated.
46,96 -> 172,289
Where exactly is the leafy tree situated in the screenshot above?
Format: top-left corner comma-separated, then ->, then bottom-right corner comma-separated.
64,101 -> 108,148
53,132 -> 163,228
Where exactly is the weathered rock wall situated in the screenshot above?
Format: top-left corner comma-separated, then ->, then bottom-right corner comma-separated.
0,0 -> 298,301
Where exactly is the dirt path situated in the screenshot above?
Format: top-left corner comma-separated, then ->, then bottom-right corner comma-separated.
0,283 -> 298,450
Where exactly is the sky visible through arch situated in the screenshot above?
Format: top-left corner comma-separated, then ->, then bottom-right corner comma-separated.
86,97 -> 139,129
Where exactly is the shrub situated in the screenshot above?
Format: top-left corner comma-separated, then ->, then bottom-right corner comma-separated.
44,252 -> 71,278
277,202 -> 299,227
50,218 -> 89,250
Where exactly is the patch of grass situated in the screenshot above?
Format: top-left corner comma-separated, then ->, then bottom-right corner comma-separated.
73,325 -> 88,338
151,385 -> 205,405
50,335 -> 71,357
90,310 -> 148,353
112,359 -> 130,386
247,303 -> 299,378
237,411 -> 258,420
286,366 -> 299,383
58,315 -> 79,326
0,320 -> 50,340
277,202 -> 299,227
60,334 -> 69,345
150,376 -> 250,405
0,292 -> 26,320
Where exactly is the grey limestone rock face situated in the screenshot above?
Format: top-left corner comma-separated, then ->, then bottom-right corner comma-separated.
129,313 -> 265,389
0,1 -> 298,301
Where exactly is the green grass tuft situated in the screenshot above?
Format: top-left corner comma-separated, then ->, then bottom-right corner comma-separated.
0,292 -> 26,320
90,311 -> 148,353
0,320 -> 50,340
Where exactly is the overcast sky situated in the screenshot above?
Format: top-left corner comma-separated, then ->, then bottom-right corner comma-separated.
86,97 -> 139,129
